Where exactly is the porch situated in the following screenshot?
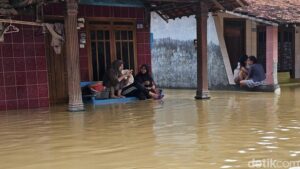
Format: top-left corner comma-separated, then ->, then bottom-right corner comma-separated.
0,0 -> 248,111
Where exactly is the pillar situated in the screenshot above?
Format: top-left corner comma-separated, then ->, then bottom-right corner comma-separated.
195,1 -> 210,99
65,0 -> 84,111
295,27 -> 300,79
266,26 -> 279,86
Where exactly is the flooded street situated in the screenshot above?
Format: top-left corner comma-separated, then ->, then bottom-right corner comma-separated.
1,87 -> 300,169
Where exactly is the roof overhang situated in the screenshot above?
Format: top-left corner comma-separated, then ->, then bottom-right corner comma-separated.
145,0 -> 248,21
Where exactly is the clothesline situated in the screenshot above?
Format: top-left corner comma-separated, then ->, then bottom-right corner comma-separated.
0,18 -> 44,26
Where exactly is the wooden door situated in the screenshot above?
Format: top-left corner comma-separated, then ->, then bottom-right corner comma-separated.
46,34 -> 68,104
224,19 -> 246,71
278,26 -> 295,77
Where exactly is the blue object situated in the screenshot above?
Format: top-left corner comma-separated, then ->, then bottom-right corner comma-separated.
80,81 -> 95,87
150,33 -> 154,49
91,97 -> 138,105
80,81 -> 138,105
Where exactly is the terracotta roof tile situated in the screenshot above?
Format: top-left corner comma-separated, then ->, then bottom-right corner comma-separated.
235,0 -> 300,24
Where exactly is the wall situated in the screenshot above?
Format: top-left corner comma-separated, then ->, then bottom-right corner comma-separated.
0,15 -> 49,111
207,14 -> 229,88
151,12 -> 229,88
151,12 -> 197,88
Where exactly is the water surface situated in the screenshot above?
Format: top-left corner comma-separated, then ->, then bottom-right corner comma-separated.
1,87 -> 300,169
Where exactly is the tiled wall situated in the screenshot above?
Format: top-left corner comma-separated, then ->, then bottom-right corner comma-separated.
45,3 -> 152,81
0,16 -> 49,111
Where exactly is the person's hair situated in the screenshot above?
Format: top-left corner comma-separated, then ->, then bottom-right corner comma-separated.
140,64 -> 150,75
248,56 -> 257,64
111,60 -> 123,74
239,54 -> 248,67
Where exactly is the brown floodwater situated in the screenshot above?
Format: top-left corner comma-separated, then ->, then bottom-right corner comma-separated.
1,86 -> 300,169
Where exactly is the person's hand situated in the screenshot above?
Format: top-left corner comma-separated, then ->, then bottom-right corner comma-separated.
126,70 -> 133,77
144,81 -> 150,85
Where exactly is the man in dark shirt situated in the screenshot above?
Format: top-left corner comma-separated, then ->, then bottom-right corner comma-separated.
240,56 -> 266,88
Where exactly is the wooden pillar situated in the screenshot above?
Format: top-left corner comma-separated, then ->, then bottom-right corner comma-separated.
266,26 -> 279,85
195,1 -> 210,99
65,0 -> 84,111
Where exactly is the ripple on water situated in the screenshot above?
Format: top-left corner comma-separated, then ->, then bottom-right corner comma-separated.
224,159 -> 237,162
278,138 -> 290,140
248,148 -> 256,151
265,146 -> 278,149
257,142 -> 273,145
261,136 -> 276,139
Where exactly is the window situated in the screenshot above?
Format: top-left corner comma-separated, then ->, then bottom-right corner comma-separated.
89,20 -> 136,81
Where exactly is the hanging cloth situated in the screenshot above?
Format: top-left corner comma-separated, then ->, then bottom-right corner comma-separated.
45,23 -> 64,54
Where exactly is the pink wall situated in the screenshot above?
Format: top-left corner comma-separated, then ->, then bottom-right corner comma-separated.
0,16 -> 49,111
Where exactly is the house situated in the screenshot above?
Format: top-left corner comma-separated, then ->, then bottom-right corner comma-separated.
151,0 -> 300,90
217,0 -> 300,85
0,0 -> 246,111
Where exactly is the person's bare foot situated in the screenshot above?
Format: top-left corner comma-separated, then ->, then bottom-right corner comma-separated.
110,95 -> 119,99
118,95 -> 125,98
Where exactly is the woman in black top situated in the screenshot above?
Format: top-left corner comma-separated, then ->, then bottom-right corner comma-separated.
135,64 -> 163,99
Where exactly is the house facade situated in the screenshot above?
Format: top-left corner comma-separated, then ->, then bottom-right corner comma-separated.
0,1 -> 151,111
151,0 -> 300,89
0,0 -> 247,111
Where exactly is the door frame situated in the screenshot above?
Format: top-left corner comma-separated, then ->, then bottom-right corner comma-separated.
86,18 -> 138,81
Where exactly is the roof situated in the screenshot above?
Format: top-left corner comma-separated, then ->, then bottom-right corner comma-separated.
0,0 -> 44,16
234,0 -> 300,24
1,0 -> 247,18
146,0 -> 248,21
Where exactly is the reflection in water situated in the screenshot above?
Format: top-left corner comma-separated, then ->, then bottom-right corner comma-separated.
1,86 -> 300,169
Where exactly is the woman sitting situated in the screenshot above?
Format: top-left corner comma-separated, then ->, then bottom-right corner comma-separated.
103,60 -> 132,98
234,55 -> 249,85
134,64 -> 163,99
